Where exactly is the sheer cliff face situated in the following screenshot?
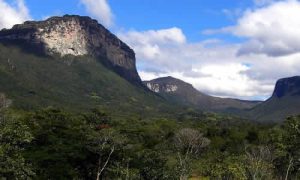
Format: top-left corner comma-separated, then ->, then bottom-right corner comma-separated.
272,76 -> 300,98
0,15 -> 141,84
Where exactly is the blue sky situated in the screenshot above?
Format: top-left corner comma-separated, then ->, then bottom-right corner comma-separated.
1,0 -> 300,100
25,0 -> 254,42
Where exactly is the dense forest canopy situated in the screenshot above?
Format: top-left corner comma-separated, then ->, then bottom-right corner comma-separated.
1,107 -> 299,179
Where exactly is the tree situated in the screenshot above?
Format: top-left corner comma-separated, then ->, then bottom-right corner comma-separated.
0,111 -> 34,179
86,128 -> 125,180
24,108 -> 88,179
138,150 -> 170,180
244,145 -> 275,180
174,128 -> 210,180
282,116 -> 300,179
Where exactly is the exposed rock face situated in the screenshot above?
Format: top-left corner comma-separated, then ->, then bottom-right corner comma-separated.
272,76 -> 300,98
0,15 -> 141,84
145,77 -> 180,93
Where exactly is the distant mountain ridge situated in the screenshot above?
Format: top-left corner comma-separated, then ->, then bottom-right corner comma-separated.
144,76 -> 261,112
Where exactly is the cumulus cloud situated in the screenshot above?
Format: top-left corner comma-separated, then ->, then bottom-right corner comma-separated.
118,28 -> 186,60
118,28 -> 279,100
205,0 -> 300,57
203,0 -> 300,57
117,0 -> 300,100
234,0 -> 300,56
80,0 -> 114,27
0,0 -> 31,29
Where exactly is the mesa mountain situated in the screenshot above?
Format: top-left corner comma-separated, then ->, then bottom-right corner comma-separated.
0,15 -> 141,84
0,15 -> 174,118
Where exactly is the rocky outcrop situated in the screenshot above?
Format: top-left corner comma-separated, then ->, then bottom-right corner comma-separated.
0,15 -> 141,84
272,76 -> 300,98
144,76 -> 185,93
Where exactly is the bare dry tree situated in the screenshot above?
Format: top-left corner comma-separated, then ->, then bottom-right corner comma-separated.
244,145 -> 275,180
174,128 -> 210,180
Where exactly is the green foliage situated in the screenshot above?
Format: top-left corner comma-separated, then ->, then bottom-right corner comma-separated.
138,150 -> 171,180
0,43 -> 179,119
23,108 -> 88,179
282,116 -> 300,177
0,111 -> 34,179
0,107 -> 300,179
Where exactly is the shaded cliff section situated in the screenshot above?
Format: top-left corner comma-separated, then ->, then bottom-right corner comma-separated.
249,76 -> 300,122
0,15 -> 142,85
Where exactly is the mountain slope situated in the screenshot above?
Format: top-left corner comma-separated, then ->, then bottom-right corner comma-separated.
0,15 -> 179,118
144,76 -> 260,112
249,76 -> 300,122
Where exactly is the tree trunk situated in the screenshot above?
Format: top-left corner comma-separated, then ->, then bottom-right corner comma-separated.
285,157 -> 293,180
96,146 -> 115,180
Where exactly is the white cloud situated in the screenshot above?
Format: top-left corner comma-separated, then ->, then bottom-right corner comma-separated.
118,15 -> 300,100
118,27 -> 186,60
118,28 -> 281,100
209,0 -> 300,57
236,0 -> 300,56
203,0 -> 300,57
80,0 -> 114,27
0,0 -> 31,29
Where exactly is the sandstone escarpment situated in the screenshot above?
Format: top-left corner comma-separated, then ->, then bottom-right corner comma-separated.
0,15 -> 141,84
272,76 -> 300,98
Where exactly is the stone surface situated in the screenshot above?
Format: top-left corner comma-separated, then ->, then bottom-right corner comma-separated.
146,81 -> 178,93
272,76 -> 300,98
144,76 -> 191,94
0,15 -> 141,84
